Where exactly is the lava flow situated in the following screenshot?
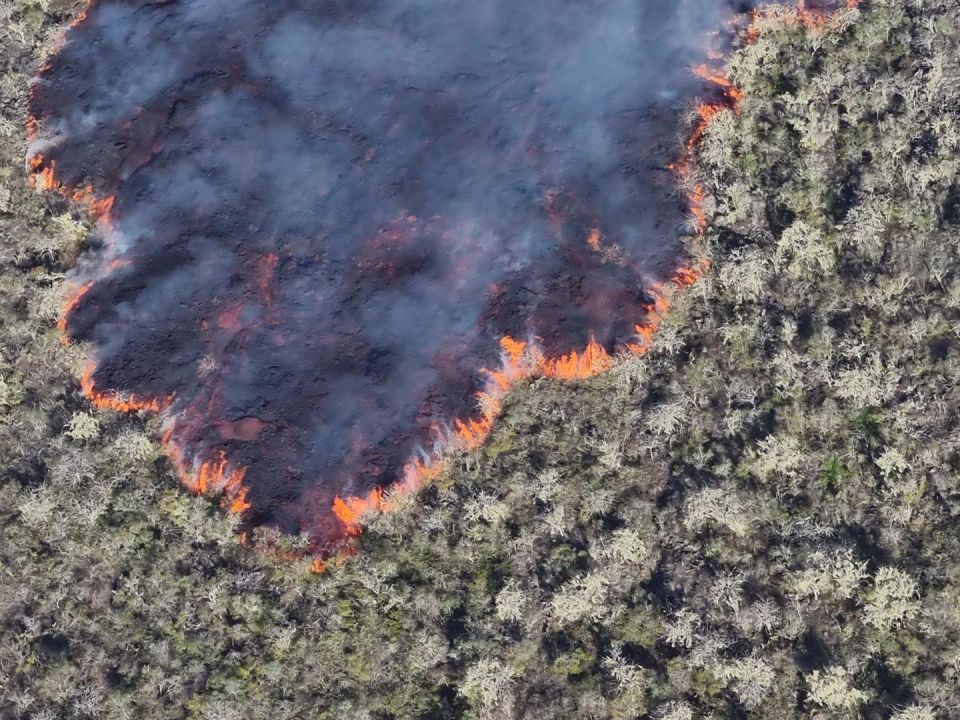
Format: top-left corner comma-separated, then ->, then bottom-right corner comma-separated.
26,0 -> 856,554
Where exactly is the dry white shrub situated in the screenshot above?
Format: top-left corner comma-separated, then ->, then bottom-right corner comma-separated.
645,399 -> 689,437
663,608 -> 700,650
876,447 -> 911,478
684,485 -> 753,537
736,598 -> 782,636
594,528 -> 649,565
835,354 -> 899,407
0,374 -> 24,409
718,656 -> 776,710
806,666 -> 866,712
657,701 -> 695,720
581,487 -> 617,518
602,644 -> 647,694
717,248 -> 770,304
712,572 -> 746,615
533,468 -> 561,504
863,567 -> 920,632
550,572 -> 609,626
31,281 -> 65,322
111,430 -> 162,467
63,411 -> 101,443
541,505 -> 568,538
752,434 -> 804,482
890,706 -> 938,720
18,487 -> 59,532
462,492 -> 510,527
777,220 -> 836,276
494,581 -> 527,624
459,659 -> 516,720
788,549 -> 868,602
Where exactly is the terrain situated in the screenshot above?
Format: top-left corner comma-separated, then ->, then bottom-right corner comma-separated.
26,0 -> 729,546
1,0 -> 960,718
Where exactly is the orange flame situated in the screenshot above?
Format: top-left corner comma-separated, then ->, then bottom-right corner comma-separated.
327,252 -> 716,545
693,64 -> 745,103
586,228 -> 602,252
229,486 -> 252,514
79,362 -> 171,414
669,49 -> 749,238
34,0 -> 855,568
746,0 -> 860,42
687,63 -> 743,151
190,451 -> 245,495
27,155 -> 115,224
30,12 -> 256,541
160,429 -> 251,515
324,0 -> 824,544
332,488 -> 386,537
57,280 -> 94,341
540,337 -> 613,380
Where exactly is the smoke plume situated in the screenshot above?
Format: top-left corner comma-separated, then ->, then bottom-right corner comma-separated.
30,0 -> 756,547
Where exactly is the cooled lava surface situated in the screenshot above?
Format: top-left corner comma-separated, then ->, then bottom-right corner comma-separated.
29,0 -> 755,548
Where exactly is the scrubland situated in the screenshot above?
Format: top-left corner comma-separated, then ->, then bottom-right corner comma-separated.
2,0 -> 960,718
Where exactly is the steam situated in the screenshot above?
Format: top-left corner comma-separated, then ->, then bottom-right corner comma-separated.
30,0 -> 757,547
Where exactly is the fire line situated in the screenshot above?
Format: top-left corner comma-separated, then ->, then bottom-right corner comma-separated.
27,0 -> 859,563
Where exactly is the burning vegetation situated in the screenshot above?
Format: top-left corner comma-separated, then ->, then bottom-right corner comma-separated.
25,0 -> 756,552
7,0 -> 960,718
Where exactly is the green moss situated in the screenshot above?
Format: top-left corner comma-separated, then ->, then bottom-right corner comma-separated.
552,647 -> 594,677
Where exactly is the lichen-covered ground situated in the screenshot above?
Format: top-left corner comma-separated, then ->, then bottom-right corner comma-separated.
2,1 -> 959,718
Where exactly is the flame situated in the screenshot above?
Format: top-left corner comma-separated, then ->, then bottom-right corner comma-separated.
59,264 -> 130,344
33,0 -> 856,567
30,1 -> 256,528
160,428 -> 251,514
326,261 -> 709,540
684,68 -> 742,188
669,45 -> 751,238
324,0 -> 828,544
191,451 -> 246,495
586,228 -> 602,252
27,155 -> 115,224
687,65 -> 743,153
693,64 -> 745,103
746,0 -> 860,42
57,280 -> 94,341
41,3 -> 90,72
79,362 -> 170,414
333,487 -> 387,536
404,457 -> 447,487
229,487 -> 252,514
540,337 -> 613,380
